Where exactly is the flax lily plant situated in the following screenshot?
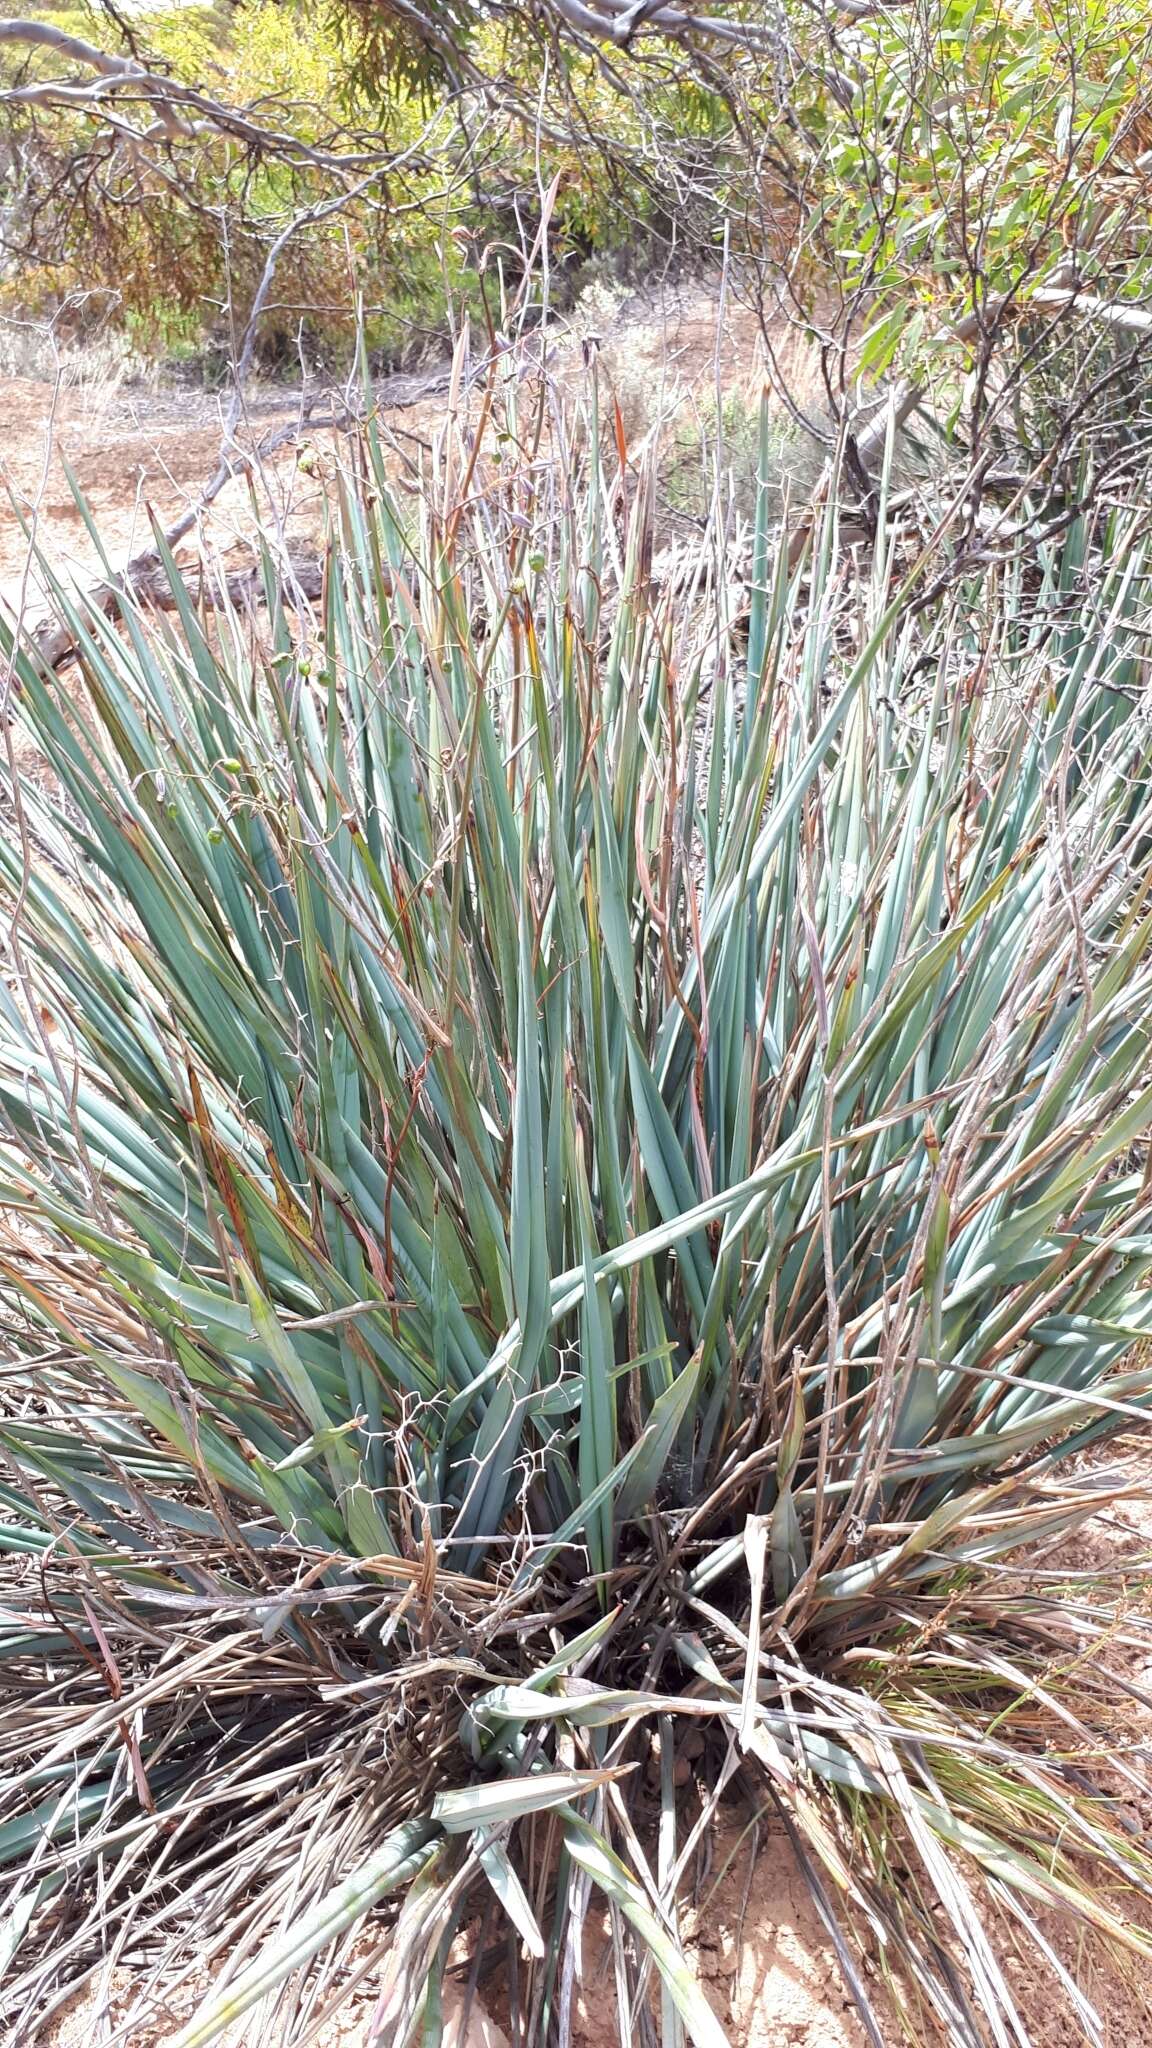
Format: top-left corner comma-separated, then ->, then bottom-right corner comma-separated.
2,372 -> 1152,2047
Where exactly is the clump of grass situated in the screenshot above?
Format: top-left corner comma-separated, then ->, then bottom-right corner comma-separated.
2,371 -> 1152,2047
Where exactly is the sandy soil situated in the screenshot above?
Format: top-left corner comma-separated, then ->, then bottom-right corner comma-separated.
0,285 -> 806,632
37,1819 -> 874,2048
0,372 -> 383,627
563,1819 -> 877,2048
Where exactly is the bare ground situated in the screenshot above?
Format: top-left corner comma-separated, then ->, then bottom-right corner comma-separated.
39,1820 -> 879,2048
0,284 -> 818,631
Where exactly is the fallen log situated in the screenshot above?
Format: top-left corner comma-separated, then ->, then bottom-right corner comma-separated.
29,533 -> 326,672
113,543 -> 324,621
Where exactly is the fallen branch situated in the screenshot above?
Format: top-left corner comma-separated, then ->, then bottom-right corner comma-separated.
129,542 -> 325,615
785,285 -> 1152,568
26,413 -> 340,671
0,18 -> 436,167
